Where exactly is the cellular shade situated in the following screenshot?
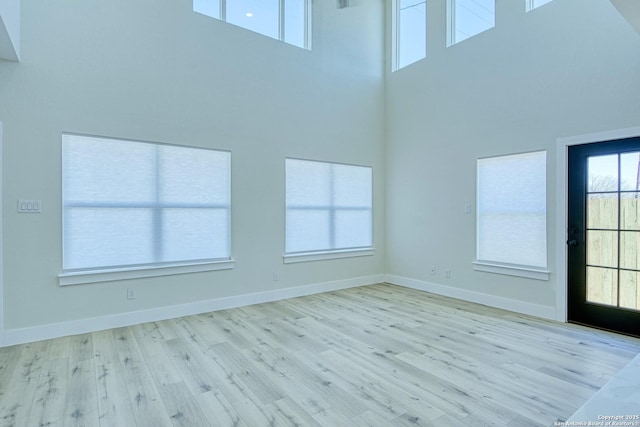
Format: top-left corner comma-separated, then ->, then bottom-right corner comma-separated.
285,159 -> 372,254
62,134 -> 231,271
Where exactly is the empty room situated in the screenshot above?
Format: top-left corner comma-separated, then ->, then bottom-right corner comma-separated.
1,0 -> 640,425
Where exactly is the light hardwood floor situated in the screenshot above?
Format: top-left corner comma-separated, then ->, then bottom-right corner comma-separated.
1,283 -> 639,427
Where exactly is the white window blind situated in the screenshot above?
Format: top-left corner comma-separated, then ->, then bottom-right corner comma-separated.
62,134 -> 231,272
477,151 -> 547,269
285,159 -> 372,255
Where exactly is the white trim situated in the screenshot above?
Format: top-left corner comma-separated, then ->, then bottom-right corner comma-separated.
283,248 -> 375,264
526,0 -> 553,13
473,261 -> 550,281
525,0 -> 535,12
194,0 -> 311,50
1,274 -> 384,347
59,259 -> 235,286
391,0 -> 399,71
475,150 -> 548,277
386,274 -> 556,320
556,126 -> 640,323
446,0 -> 455,47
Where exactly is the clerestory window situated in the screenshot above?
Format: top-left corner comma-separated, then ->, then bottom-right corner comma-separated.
194,0 -> 310,49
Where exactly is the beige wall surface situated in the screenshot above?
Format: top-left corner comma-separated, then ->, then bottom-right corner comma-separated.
0,0 -> 386,330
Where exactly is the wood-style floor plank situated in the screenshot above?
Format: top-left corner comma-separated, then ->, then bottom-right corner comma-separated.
0,340 -> 48,427
93,329 -> 139,427
0,283 -> 638,426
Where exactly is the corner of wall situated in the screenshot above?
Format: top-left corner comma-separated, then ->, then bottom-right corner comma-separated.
385,274 -> 557,320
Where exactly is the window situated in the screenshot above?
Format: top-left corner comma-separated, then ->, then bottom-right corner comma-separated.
193,0 -> 310,49
62,134 -> 231,276
447,0 -> 495,46
475,151 -> 549,280
393,0 -> 427,71
285,159 -> 373,261
526,0 -> 552,12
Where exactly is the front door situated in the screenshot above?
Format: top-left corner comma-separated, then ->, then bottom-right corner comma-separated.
567,137 -> 640,337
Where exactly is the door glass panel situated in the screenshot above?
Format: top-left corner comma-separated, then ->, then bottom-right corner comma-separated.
620,270 -> 640,311
620,152 -> 640,191
586,267 -> 618,306
587,193 -> 618,230
569,141 -> 640,336
587,230 -> 618,268
588,155 -> 618,192
620,231 -> 640,270
621,193 -> 640,230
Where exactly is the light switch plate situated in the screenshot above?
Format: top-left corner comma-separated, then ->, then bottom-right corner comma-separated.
18,200 -> 41,213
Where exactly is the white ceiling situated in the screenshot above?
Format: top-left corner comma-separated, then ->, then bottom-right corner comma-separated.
610,0 -> 640,35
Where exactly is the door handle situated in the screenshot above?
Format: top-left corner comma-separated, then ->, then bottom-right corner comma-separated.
567,239 -> 578,247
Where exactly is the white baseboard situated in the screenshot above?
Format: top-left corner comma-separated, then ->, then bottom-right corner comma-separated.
0,274 -> 385,347
385,274 -> 557,320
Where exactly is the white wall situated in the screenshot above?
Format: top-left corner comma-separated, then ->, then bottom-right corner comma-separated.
385,0 -> 640,316
3,0 -> 639,344
0,0 -> 20,61
0,0 -> 385,336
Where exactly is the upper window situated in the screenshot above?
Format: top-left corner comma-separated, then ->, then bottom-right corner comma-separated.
476,151 -> 548,278
526,0 -> 553,12
62,134 -> 231,272
193,0 -> 310,49
393,0 -> 427,71
285,159 -> 373,256
447,0 -> 495,46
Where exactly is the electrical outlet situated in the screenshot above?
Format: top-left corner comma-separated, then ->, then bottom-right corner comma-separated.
430,266 -> 436,276
273,272 -> 279,281
127,288 -> 136,300
445,270 -> 451,278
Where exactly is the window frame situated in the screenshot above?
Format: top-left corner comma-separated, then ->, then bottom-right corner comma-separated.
446,0 -> 495,47
474,150 -> 550,281
284,157 -> 374,263
194,0 -> 311,50
392,0 -> 427,72
59,133 -> 234,286
526,0 -> 553,12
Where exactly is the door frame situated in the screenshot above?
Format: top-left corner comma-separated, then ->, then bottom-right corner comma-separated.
556,126 -> 640,323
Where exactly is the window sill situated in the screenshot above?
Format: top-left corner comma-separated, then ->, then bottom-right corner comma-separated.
473,261 -> 550,281
58,259 -> 235,286
284,248 -> 375,264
